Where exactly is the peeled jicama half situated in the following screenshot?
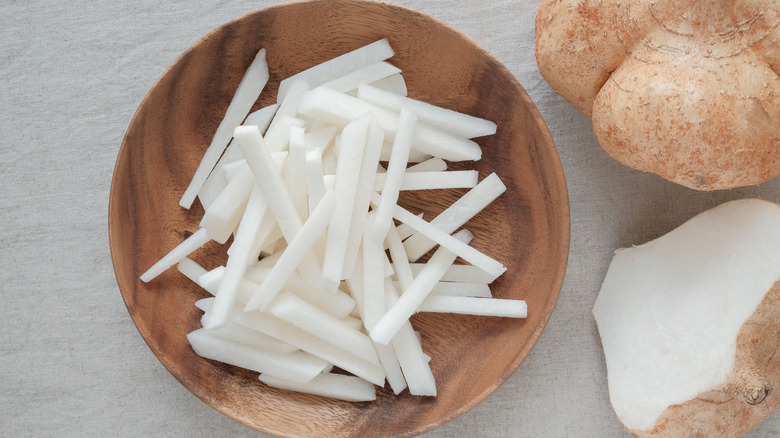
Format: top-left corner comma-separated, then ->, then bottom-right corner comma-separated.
593,198 -> 780,437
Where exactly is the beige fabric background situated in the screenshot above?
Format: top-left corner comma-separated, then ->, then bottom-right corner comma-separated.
3,1 -> 779,436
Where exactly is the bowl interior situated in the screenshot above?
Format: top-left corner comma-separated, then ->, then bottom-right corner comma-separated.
108,1 -> 570,437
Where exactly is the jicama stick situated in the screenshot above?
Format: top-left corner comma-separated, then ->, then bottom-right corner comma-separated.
408,263 -> 498,284
370,230 -> 473,345
386,223 -> 415,292
418,296 -> 527,318
373,170 -> 479,192
259,372 -> 376,402
187,327 -> 326,383
321,61 -> 401,94
405,157 -> 447,173
140,228 -> 211,282
357,83 -> 497,139
277,38 -> 394,103
199,164 -> 254,244
320,116 -> 369,290
392,204 -> 506,279
179,48 -> 269,209
200,317 -> 299,354
403,172 -> 506,262
368,73 -> 407,96
287,125 -> 308,220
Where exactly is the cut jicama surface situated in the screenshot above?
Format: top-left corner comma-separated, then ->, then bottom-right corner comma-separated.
138,38 -> 525,402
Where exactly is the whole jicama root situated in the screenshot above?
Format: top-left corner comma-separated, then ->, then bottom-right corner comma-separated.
535,0 -> 780,190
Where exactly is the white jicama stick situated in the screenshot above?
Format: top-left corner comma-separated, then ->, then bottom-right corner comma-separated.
200,316 -> 299,354
374,338 -> 408,395
386,223 -> 415,292
176,257 -> 209,285
180,48 -> 269,209
404,172 -> 506,262
379,141 -> 431,163
368,73 -> 407,96
265,78 -> 310,151
187,328 -> 327,383
370,230 -> 473,345
212,300 -> 386,386
362,226 -> 387,331
321,61 -> 402,94
393,204 -> 506,279
385,280 -> 436,396
341,115 -> 385,280
373,170 -> 479,192
140,228 -> 211,282
418,296 -> 527,318
406,157 -> 447,173
305,147 -> 327,214
298,87 -> 482,162
204,186 -> 268,330
321,116 -> 368,290
287,125 -> 308,220
357,83 -> 497,139
199,164 -> 254,244
245,190 -> 338,311
268,291 -> 380,365
370,106 -> 416,240
277,38 -> 394,103
232,125 -> 321,282
409,262 -> 498,284
305,125 -> 338,154
390,280 -> 492,298
259,372 -> 376,402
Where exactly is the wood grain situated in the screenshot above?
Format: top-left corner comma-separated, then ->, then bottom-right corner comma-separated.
108,1 -> 570,436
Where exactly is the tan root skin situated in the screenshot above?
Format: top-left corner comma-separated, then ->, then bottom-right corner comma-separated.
535,0 -> 780,190
629,280 -> 780,438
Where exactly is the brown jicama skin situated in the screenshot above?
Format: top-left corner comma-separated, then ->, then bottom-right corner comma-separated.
535,0 -> 780,190
629,280 -> 780,438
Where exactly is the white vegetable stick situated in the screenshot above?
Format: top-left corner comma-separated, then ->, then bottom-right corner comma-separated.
370,230 -> 473,345
287,125 -> 308,220
404,172 -> 507,262
392,204 -> 506,279
199,315 -> 299,354
205,186 -> 268,330
259,372 -> 376,402
220,159 -> 247,181
379,141 -> 431,163
369,73 -> 407,96
385,280 -> 437,396
321,61 -> 402,94
247,207 -> 282,263
406,157 -> 447,173
305,126 -> 338,154
277,38 -> 394,103
298,87 -> 482,162
374,339 -> 408,395
265,79 -> 310,151
362,229 -> 387,331
373,170 -> 479,192
140,228 -> 211,282
176,257 -> 209,285
386,223 -> 415,291
357,84 -> 497,139
418,296 -> 527,318
392,280 -> 492,298
409,263 -> 498,284
232,125 -> 321,282
187,328 -> 327,383
341,115 -> 385,280
370,106 -> 416,240
207,299 -> 386,386
269,291 -> 380,365
305,147 -> 326,215
245,189 -> 338,311
179,48 -> 269,209
199,164 -> 254,244
321,116 -> 369,290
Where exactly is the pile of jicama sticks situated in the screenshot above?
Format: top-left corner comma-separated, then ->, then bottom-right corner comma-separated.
140,38 -> 527,402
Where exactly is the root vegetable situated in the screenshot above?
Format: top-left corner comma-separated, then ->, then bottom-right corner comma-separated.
593,198 -> 780,437
535,1 -> 780,190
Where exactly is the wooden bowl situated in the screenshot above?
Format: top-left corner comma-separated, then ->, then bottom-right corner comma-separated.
108,1 -> 569,436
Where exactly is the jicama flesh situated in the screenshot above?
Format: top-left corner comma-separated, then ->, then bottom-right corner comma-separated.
140,39 -> 526,402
